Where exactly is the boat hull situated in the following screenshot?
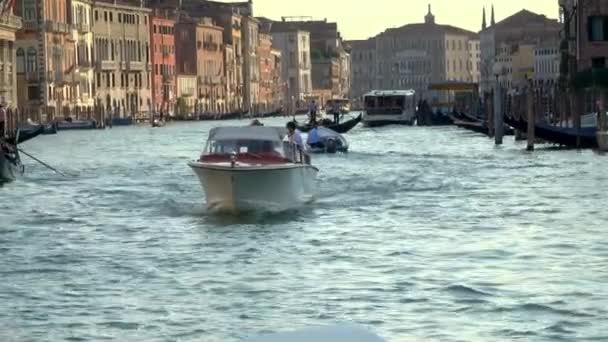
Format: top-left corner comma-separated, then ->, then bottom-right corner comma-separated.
189,162 -> 318,212
363,118 -> 415,127
0,151 -> 20,184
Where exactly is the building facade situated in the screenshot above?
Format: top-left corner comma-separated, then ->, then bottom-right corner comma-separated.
347,38 -> 376,100
264,18 -> 350,99
370,6 -> 478,99
0,4 -> 22,109
68,0 -> 95,118
242,15 -> 259,113
92,0 -> 152,120
16,0 -> 75,120
150,11 -> 176,115
577,0 -> 608,71
257,31 -> 273,111
480,9 -> 561,93
270,29 -> 312,106
534,42 -> 561,86
198,17 -> 226,114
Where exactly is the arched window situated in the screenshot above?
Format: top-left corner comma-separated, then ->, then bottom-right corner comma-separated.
16,48 -> 25,73
26,47 -> 37,73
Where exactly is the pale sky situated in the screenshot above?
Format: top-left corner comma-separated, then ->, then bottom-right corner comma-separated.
242,0 -> 560,40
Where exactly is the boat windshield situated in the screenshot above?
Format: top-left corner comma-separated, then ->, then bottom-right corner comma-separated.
204,139 -> 285,157
364,95 -> 413,115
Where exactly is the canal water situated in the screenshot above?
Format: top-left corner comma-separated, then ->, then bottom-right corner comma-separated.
1,117 -> 607,341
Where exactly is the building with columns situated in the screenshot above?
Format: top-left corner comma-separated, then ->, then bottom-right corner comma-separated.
0,4 -> 22,109
68,0 -> 95,119
150,9 -> 176,115
371,5 -> 478,98
270,29 -> 312,107
92,0 -> 153,120
15,0 -> 75,121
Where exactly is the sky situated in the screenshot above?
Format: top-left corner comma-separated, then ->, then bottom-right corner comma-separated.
242,0 -> 560,40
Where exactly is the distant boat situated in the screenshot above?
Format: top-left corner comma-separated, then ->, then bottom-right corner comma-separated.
362,90 -> 417,127
152,118 -> 166,127
188,126 -> 318,212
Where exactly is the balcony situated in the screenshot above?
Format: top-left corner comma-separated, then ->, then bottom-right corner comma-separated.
127,61 -> 145,71
45,21 -> 70,34
0,14 -> 22,31
74,22 -> 91,33
96,60 -> 118,71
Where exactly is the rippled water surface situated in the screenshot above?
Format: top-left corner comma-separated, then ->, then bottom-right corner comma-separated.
1,117 -> 608,341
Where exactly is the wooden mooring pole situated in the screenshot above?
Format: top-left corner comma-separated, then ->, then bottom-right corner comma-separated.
527,83 -> 535,151
494,82 -> 503,145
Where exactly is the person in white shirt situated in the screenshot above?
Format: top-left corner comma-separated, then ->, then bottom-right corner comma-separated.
286,121 -> 303,147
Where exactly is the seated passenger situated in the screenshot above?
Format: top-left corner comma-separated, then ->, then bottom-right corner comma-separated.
307,123 -> 324,149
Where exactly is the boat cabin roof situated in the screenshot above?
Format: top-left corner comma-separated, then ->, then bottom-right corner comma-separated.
364,90 -> 415,97
208,126 -> 287,142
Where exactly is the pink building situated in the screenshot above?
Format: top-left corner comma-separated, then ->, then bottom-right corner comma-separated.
150,11 -> 176,114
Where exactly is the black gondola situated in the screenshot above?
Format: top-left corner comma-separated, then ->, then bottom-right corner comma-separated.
295,114 -> 362,134
451,115 -> 515,136
5,125 -> 45,145
504,115 -> 597,148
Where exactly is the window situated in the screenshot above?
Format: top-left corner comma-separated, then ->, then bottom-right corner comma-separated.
153,25 -> 157,34
592,57 -> 606,69
118,13 -> 122,23
588,16 -> 608,42
16,48 -> 25,73
104,11 -> 107,22
95,10 -> 98,21
26,48 -> 37,73
109,12 -> 113,22
111,73 -> 115,87
97,73 -> 101,87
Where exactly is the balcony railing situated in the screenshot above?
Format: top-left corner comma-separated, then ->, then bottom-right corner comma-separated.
45,21 -> 70,33
74,22 -> 91,33
127,61 -> 145,71
96,60 -> 118,71
0,14 -> 23,30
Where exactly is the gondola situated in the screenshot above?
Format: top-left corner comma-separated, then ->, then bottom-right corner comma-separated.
296,114 -> 362,134
1,130 -> 27,184
504,115 -> 598,148
5,125 -> 45,145
451,115 -> 515,136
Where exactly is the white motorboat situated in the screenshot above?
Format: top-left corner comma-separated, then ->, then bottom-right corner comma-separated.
362,90 -> 416,127
188,126 -> 318,212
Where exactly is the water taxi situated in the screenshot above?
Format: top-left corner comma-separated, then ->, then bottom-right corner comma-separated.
362,90 -> 416,127
188,126 -> 318,213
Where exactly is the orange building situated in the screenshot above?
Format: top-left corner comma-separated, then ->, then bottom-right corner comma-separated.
258,32 -> 273,112
15,0 -> 76,121
150,11 -> 176,115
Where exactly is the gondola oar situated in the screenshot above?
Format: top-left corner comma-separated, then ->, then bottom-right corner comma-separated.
17,148 -> 73,177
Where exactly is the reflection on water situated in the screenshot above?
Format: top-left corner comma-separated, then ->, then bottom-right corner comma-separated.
1,119 -> 608,341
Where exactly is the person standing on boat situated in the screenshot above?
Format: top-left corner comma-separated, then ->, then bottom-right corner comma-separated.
308,100 -> 318,125
286,121 -> 303,148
